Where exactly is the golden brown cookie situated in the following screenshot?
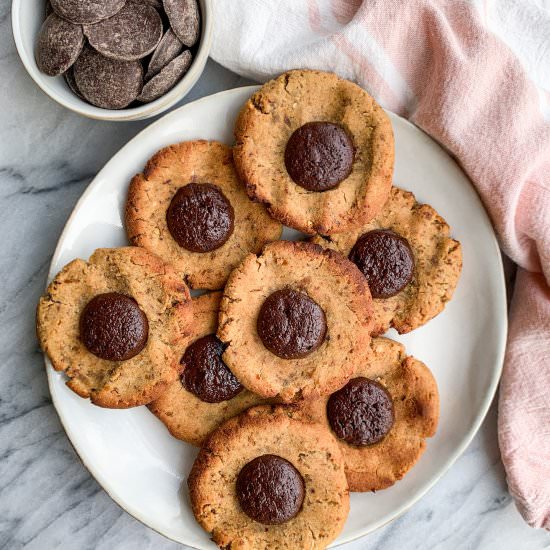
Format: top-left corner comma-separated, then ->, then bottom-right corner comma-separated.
148,291 -> 271,446
233,69 -> 394,235
296,337 -> 439,491
188,405 -> 349,550
218,240 -> 373,402
126,140 -> 282,290
36,247 -> 190,408
312,186 -> 462,335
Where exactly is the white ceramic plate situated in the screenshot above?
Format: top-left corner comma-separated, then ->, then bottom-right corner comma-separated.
46,86 -> 507,548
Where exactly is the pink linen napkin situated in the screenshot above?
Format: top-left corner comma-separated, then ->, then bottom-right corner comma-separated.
210,0 -> 550,529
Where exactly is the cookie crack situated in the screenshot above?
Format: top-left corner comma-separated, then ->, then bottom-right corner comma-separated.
283,73 -> 291,94
251,95 -> 269,115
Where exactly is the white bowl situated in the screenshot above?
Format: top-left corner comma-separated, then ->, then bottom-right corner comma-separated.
11,0 -> 213,121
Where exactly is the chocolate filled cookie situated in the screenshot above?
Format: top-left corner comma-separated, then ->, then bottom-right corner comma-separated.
36,247 -> 190,408
284,121 -> 355,192
79,292 -> 149,361
218,241 -> 373,402
327,377 -> 394,446
256,288 -> 327,359
180,334 -> 243,403
165,182 -> 234,253
236,454 -> 305,525
296,337 -> 440,491
348,229 -> 414,299
188,405 -> 349,549
234,70 -> 394,235
126,141 -> 282,290
312,187 -> 462,335
148,292 -> 270,446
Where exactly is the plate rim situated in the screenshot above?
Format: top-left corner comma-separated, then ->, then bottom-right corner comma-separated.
44,85 -> 508,549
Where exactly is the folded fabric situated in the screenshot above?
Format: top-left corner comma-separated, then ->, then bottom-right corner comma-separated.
210,0 -> 550,529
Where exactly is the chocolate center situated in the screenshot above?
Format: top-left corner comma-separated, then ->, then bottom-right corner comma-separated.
327,377 -> 394,446
166,183 -> 235,253
180,334 -> 243,403
256,288 -> 327,359
79,292 -> 148,361
348,229 -> 414,298
236,454 -> 305,525
284,121 -> 354,191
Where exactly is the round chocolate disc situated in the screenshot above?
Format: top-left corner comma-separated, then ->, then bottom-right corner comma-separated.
257,288 -> 327,359
180,334 -> 243,403
327,377 -> 394,446
83,3 -> 163,62
45,1 -> 54,18
64,67 -> 85,100
146,28 -> 184,79
164,0 -> 200,47
80,292 -> 149,361
236,454 -> 305,525
138,50 -> 192,103
284,121 -> 354,192
166,183 -> 235,253
35,13 -> 84,76
348,229 -> 414,298
73,47 -> 143,109
50,0 -> 127,25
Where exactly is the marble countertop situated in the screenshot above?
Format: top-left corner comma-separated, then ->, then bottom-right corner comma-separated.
1,5 -> 548,547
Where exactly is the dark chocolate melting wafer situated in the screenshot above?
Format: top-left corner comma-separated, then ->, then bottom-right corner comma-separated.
137,49 -> 192,102
64,67 -> 86,101
163,0 -> 200,47
146,28 -> 183,79
35,13 -> 84,76
142,0 -> 163,8
50,0 -> 127,25
74,47 -> 143,109
84,3 -> 163,61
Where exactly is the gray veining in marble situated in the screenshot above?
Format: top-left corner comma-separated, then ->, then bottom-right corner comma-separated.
0,2 -> 549,548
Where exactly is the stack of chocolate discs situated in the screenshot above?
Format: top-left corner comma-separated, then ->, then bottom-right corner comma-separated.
36,0 -> 200,109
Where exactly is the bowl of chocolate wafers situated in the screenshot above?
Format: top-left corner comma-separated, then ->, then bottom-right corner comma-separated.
12,0 -> 213,121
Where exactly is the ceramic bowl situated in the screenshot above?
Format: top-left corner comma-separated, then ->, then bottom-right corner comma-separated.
12,0 -> 213,121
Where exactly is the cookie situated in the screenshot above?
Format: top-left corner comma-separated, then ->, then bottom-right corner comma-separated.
164,0 -> 200,47
83,3 -> 163,61
146,28 -> 184,79
188,405 -> 349,549
36,247 -> 190,408
312,186 -> 462,334
50,0 -> 127,25
137,50 -> 192,102
74,47 -> 143,109
35,13 -> 84,76
233,69 -> 394,235
126,141 -> 282,290
148,292 -> 270,446
217,241 -> 373,402
296,337 -> 439,491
